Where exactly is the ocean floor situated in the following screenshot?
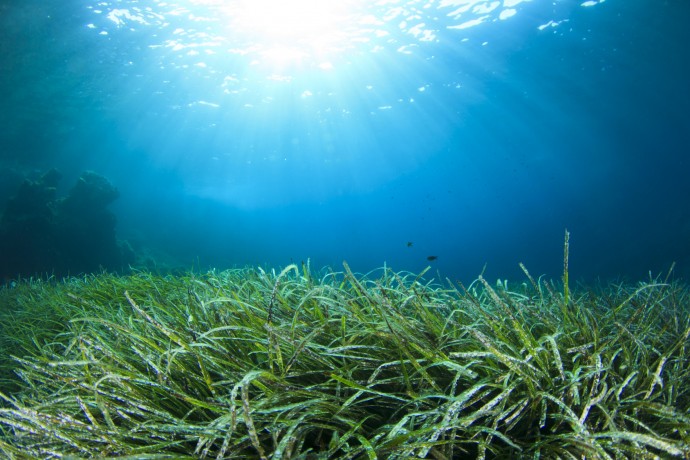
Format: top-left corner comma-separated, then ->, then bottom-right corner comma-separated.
0,263 -> 689,458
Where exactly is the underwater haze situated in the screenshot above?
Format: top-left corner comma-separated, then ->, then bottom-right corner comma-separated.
1,0 -> 689,283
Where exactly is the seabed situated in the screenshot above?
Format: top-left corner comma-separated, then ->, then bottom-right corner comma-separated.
0,262 -> 688,459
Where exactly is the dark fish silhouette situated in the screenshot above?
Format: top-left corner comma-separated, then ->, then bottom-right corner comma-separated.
407,241 -> 413,247
427,255 -> 438,261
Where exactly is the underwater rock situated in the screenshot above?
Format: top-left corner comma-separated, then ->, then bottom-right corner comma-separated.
0,169 -> 63,278
0,169 -> 133,280
1,168 -> 61,225
59,171 -> 119,212
53,171 -> 123,274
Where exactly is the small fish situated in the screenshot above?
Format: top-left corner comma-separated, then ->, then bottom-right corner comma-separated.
427,255 -> 438,261
406,241 -> 413,247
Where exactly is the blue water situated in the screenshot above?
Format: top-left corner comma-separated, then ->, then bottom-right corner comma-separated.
1,0 -> 688,283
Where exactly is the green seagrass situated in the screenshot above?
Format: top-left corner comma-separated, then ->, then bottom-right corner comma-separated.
0,261 -> 688,458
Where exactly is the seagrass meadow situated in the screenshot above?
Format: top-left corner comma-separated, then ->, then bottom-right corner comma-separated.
0,262 -> 689,459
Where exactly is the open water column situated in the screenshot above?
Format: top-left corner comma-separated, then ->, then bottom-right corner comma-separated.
1,0 -> 688,281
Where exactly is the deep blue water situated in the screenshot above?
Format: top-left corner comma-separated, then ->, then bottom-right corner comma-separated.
1,0 -> 689,284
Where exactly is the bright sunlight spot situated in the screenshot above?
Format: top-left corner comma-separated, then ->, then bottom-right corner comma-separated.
221,0 -> 364,65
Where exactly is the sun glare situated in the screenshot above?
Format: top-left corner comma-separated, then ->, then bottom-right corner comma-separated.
222,0 -> 363,65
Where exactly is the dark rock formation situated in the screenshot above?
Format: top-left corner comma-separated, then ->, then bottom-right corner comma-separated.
0,170 -> 133,280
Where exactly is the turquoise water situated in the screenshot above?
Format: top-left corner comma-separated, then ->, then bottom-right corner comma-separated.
1,0 -> 688,282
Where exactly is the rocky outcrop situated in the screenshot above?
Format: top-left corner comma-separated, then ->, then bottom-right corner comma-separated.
0,170 -> 133,280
